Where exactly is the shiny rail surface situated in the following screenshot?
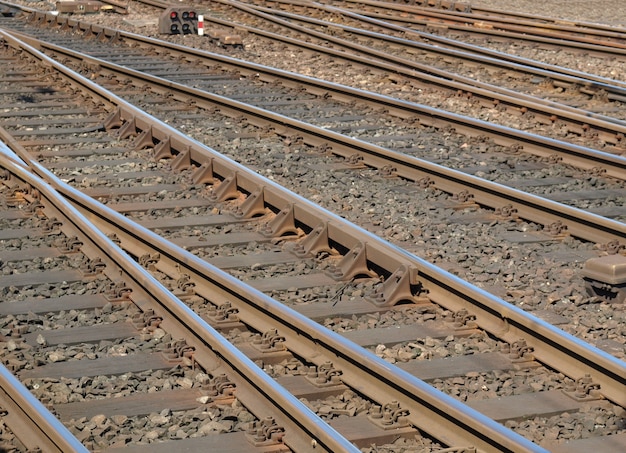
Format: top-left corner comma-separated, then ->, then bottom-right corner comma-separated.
143,0 -> 626,126
0,24 -> 625,452
7,0 -> 626,142
0,34 -> 541,452
313,0 -> 626,57
0,350 -> 88,452
0,143 -> 359,453
1,13 -> 625,247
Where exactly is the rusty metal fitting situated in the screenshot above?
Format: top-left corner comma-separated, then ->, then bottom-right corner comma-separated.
368,401 -> 409,430
40,217 -> 63,234
507,339 -> 535,363
563,374 -> 603,401
251,329 -> 286,352
105,281 -> 132,301
138,252 -> 160,271
494,204 -> 518,220
132,308 -> 163,331
305,361 -> 343,387
450,308 -> 478,330
544,220 -> 568,238
206,374 -> 236,400
246,417 -> 285,446
55,235 -> 83,253
79,256 -> 106,277
206,301 -> 240,323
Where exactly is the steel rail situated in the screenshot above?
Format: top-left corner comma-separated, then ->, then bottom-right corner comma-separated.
296,1 -> 626,94
0,357 -> 89,452
9,1 -> 626,146
377,0 -> 626,44
4,27 -> 625,247
2,30 -> 623,417
0,93 -> 554,453
390,0 -> 626,39
315,0 -> 626,57
205,0 -> 626,133
0,143 -> 359,453
2,145 -> 548,453
235,0 -> 626,94
212,0 -> 626,110
465,3 -> 626,36
380,1 -> 626,45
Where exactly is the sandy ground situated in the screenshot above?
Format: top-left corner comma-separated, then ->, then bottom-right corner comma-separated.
468,0 -> 625,26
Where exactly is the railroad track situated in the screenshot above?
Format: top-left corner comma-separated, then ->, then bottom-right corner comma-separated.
2,0 -> 626,362
317,0 -> 626,57
2,9 -> 626,210
8,0 -> 626,150
219,0 -> 626,91
0,31 -> 543,452
0,144 -> 360,453
1,9 -> 625,303
140,0 -> 626,131
0,12 -> 625,452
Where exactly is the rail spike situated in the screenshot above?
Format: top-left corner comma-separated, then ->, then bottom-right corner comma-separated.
161,339 -> 195,363
251,329 -> 286,353
174,274 -> 195,299
105,281 -> 132,302
132,308 -> 162,331
204,374 -> 236,403
305,361 -> 343,387
139,253 -> 160,271
205,301 -> 240,324
446,308 -> 478,330
501,339 -> 540,369
55,235 -> 83,253
79,256 -> 106,277
563,373 -> 603,401
544,220 -> 569,238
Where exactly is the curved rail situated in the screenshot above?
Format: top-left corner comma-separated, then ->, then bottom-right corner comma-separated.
0,103 -> 556,453
27,0 -> 626,146
0,143 -> 360,453
2,28 -> 623,411
0,358 -> 88,452
233,0 -> 626,95
196,0 -> 626,127
3,25 -> 624,249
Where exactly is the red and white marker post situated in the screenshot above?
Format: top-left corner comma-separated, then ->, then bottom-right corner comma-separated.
198,14 -> 204,36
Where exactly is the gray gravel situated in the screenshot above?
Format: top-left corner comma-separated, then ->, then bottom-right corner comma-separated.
2,1 -> 625,451
468,0 -> 626,26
